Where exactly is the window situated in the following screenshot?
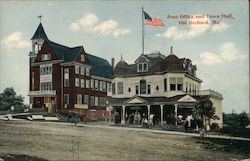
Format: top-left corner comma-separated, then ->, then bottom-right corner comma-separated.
136,85 -> 139,94
95,80 -> 99,90
117,82 -> 123,94
108,83 -> 112,92
80,66 -> 85,75
81,54 -> 85,62
170,78 -> 176,91
137,63 -> 148,72
177,78 -> 183,91
90,96 -> 95,106
102,82 -> 106,91
40,82 -> 52,90
138,64 -> 142,71
91,79 -> 94,89
95,97 -> 99,106
143,63 -> 148,71
84,95 -> 89,105
32,72 -> 35,90
112,83 -> 116,94
189,83 -> 191,93
186,82 -> 188,92
99,97 -> 106,106
75,65 -> 79,74
100,81 -> 103,91
64,94 -> 69,105
64,68 -> 69,87
86,80 -> 90,88
42,54 -> 51,61
86,68 -> 90,76
140,79 -> 146,94
164,78 -> 167,92
75,78 -> 79,87
77,94 -> 82,104
147,84 -> 151,94
40,65 -> 52,75
81,79 -> 85,88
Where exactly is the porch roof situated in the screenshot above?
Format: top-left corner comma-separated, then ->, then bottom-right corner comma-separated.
107,94 -> 209,106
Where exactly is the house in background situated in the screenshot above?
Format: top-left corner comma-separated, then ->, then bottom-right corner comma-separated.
28,23 -> 112,119
107,48 -> 223,127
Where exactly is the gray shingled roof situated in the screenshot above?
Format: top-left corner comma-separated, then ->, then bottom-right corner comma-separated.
32,23 -> 112,79
114,53 -> 198,78
86,54 -> 112,78
31,23 -> 48,40
47,41 -> 81,62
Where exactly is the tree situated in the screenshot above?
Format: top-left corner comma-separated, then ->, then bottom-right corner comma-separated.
223,112 -> 249,128
0,87 -> 26,112
192,98 -> 219,128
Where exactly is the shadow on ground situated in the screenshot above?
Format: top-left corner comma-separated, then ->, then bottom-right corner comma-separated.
0,154 -> 48,161
195,137 -> 250,156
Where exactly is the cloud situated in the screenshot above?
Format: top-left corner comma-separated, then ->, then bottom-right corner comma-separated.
199,42 -> 247,65
70,13 -> 130,37
156,14 -> 230,40
210,22 -> 230,33
2,32 -> 29,49
200,52 -> 222,65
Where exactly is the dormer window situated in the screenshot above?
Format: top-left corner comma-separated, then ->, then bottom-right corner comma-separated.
42,53 -> 51,61
137,62 -> 148,72
81,54 -> 85,62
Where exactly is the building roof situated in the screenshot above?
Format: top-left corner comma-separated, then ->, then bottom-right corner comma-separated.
47,41 -> 81,62
86,54 -> 113,78
107,94 -> 209,106
113,51 -> 199,80
32,23 -> 112,79
31,23 -> 48,40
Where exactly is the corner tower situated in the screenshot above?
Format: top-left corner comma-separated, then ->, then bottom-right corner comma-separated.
30,23 -> 48,63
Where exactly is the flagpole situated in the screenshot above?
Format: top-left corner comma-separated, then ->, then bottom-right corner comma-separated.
142,6 -> 144,54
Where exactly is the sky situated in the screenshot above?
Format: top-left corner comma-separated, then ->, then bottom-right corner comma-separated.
0,0 -> 249,113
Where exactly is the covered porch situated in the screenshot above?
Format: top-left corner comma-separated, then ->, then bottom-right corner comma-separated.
107,94 -> 198,127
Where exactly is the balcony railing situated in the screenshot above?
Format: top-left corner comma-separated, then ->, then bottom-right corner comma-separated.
198,90 -> 223,99
29,90 -> 56,96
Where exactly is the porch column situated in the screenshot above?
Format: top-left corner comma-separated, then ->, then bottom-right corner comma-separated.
122,105 -> 126,125
147,105 -> 151,120
174,104 -> 178,126
160,104 -> 164,126
109,106 -> 113,124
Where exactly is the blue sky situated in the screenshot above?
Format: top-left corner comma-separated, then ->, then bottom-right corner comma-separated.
0,0 -> 249,113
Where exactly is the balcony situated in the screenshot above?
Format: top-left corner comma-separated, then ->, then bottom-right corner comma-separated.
29,90 -> 56,96
198,90 -> 223,99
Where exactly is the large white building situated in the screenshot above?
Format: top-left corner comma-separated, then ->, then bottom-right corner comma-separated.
107,48 -> 223,128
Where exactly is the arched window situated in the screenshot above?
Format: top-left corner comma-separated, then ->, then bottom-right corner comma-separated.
140,79 -> 146,94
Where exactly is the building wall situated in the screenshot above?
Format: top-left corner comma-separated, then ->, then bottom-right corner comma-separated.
210,96 -> 223,128
112,72 -> 201,98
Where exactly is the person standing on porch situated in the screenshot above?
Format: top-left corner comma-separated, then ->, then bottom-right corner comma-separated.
138,113 -> 141,124
134,112 -> 138,124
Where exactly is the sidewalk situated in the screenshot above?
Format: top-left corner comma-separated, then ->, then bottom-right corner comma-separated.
50,121 -> 250,141
2,119 -> 250,141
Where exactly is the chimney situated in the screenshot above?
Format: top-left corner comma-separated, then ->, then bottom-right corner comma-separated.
111,58 -> 115,72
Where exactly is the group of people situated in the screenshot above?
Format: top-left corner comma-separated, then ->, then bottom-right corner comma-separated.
114,111 -> 155,126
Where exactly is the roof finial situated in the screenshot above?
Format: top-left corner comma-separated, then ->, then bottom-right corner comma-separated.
170,46 -> 173,55
38,15 -> 43,23
121,54 -> 123,60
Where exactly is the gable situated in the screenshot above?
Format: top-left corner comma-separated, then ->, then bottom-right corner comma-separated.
74,47 -> 90,65
125,96 -> 147,104
34,41 -> 59,62
135,54 -> 149,63
177,95 -> 196,102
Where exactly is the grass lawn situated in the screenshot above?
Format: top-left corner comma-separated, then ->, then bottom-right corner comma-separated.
0,121 -> 249,161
